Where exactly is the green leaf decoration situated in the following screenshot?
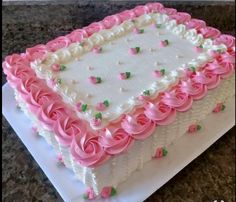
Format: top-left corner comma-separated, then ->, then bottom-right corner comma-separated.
199,44 -> 203,49
139,29 -> 144,33
160,69 -> 165,76
103,100 -> 109,107
190,66 -> 196,72
164,39 -> 169,45
135,47 -> 141,53
221,104 -> 226,111
60,64 -> 66,71
95,112 -> 102,120
125,72 -> 131,79
197,125 -> 202,130
143,90 -> 150,96
156,24 -> 162,28
110,187 -> 117,196
83,194 -> 88,200
57,78 -> 62,84
163,148 -> 168,156
96,77 -> 102,83
81,104 -> 87,112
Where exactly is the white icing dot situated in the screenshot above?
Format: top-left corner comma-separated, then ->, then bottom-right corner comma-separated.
154,61 -> 160,66
119,87 -> 124,92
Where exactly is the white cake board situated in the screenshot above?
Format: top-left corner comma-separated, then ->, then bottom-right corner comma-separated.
2,83 -> 235,202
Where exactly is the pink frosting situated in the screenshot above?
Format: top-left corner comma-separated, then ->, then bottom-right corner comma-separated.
46,36 -> 71,52
170,12 -> 191,24
214,34 -> 235,48
6,64 -> 36,89
133,5 -> 150,17
99,128 -> 134,155
26,44 -> 48,61
96,102 -> 106,111
121,112 -> 155,140
26,85 -> 61,113
70,132 -> 110,167
161,89 -> 193,112
102,15 -> 122,29
199,26 -> 221,39
179,79 -> 208,100
83,22 -> 104,36
144,102 -> 176,125
17,77 -> 44,100
205,59 -> 234,79
160,8 -> 177,15
66,29 -> 88,43
37,100 -> 73,129
185,18 -> 206,31
146,3 -> 164,13
53,115 -> 87,146
192,70 -> 221,89
118,10 -> 136,21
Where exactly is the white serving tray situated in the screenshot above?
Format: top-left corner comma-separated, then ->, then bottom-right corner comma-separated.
2,83 -> 235,202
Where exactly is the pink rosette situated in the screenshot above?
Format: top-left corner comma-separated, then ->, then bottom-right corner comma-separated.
133,5 -> 150,17
214,34 -> 235,48
144,102 -> 176,125
192,70 -> 221,89
179,79 -> 208,100
17,77 -> 45,100
159,8 -> 177,15
161,89 -> 193,112
185,18 -> 206,31
145,2 -> 164,13
37,100 -> 72,129
66,29 -> 88,43
70,132 -> 110,167
99,127 -> 134,155
26,85 -> 61,113
26,44 -> 48,61
83,22 -> 104,36
199,26 -> 221,39
121,112 -> 156,140
3,54 -> 29,75
102,15 -> 121,29
118,10 -> 136,21
53,115 -> 87,147
169,12 -> 191,24
205,59 -> 234,79
227,47 -> 235,57
6,64 -> 36,89
46,36 -> 71,52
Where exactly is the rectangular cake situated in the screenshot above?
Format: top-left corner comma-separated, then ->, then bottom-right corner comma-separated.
3,2 -> 235,200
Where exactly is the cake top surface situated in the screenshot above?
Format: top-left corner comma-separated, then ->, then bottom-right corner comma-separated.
3,2 -> 235,167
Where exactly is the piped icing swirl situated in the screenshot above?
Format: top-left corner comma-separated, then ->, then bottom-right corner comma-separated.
99,127 -> 134,155
121,111 -> 156,140
70,132 -> 110,167
46,36 -> 71,52
53,115 -> 87,146
214,34 -> 235,48
169,12 -> 191,24
199,26 -> 221,39
185,18 -> 206,31
26,44 -> 48,61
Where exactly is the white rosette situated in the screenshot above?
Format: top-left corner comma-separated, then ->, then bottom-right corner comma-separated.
55,48 -> 72,64
68,43 -> 84,58
135,14 -> 152,27
121,20 -> 135,32
58,143 -> 73,169
152,13 -> 169,24
172,24 -> 186,37
99,29 -> 115,41
89,33 -> 105,46
184,29 -> 204,46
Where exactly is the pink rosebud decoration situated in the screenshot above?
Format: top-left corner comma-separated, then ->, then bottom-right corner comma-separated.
194,46 -> 203,53
83,187 -> 96,200
57,155 -> 65,166
188,124 -> 201,133
89,76 -> 102,84
96,100 -> 109,111
213,103 -> 225,113
152,69 -> 165,77
160,40 -> 169,47
101,186 -> 117,198
49,78 -> 57,87
129,47 -> 141,55
76,102 -> 88,112
51,64 -> 60,72
91,112 -> 103,127
118,72 -> 131,80
133,27 -> 144,34
92,46 -> 102,54
154,147 -> 168,158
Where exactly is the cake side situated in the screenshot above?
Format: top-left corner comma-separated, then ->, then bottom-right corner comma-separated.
2,2 -> 235,198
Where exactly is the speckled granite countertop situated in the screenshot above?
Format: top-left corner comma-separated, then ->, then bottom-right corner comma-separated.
2,1 -> 235,202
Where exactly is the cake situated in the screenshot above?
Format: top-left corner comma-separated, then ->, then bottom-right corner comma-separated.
3,2 -> 235,199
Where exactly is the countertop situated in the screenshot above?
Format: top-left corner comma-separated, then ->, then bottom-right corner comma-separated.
2,1 -> 235,201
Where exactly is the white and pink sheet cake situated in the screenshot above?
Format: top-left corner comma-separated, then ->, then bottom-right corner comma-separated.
3,2 -> 235,199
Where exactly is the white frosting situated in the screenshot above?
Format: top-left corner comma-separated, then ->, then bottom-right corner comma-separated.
31,13 -> 225,129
